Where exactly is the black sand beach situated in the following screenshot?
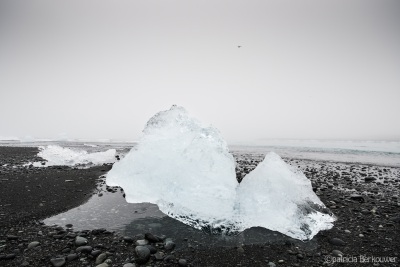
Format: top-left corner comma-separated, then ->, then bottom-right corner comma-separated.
0,146 -> 399,266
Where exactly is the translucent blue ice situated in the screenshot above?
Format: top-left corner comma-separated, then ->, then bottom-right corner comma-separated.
106,106 -> 335,240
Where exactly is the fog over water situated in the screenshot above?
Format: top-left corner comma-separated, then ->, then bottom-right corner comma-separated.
1,0 -> 399,142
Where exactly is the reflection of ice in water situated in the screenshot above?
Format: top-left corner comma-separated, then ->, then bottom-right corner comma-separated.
44,179 -> 319,248
45,180 -> 165,232
106,105 -> 335,240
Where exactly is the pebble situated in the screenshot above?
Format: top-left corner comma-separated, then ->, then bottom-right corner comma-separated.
344,229 -> 351,234
50,257 -> 66,267
164,255 -> 176,262
145,244 -> 157,254
91,249 -> 102,257
349,194 -> 365,202
76,245 -> 92,253
164,240 -> 176,251
332,250 -> 343,256
66,253 -> 78,261
135,239 -> 148,246
27,241 -> 40,249
145,232 -> 160,243
75,236 -> 88,246
95,253 -> 107,264
66,232 -> 76,238
123,264 -> 136,267
154,251 -> 165,261
365,177 -> 376,182
178,258 -> 188,266
96,263 -> 109,267
329,237 -> 346,246
135,245 -> 150,264
267,262 -> 276,267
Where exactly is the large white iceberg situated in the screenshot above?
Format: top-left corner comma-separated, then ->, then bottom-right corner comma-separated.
106,105 -> 335,240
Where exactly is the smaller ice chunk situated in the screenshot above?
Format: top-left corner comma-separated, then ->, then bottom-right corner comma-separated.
33,145 -> 116,167
236,152 -> 335,240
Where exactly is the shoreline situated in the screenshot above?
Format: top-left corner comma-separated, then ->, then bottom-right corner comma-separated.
0,146 -> 399,266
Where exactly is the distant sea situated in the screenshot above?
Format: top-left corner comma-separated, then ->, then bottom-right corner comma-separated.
1,139 -> 399,167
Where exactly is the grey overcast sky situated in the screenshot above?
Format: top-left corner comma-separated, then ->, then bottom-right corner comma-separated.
0,0 -> 399,142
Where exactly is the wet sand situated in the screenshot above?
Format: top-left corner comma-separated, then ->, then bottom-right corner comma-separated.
0,146 -> 399,266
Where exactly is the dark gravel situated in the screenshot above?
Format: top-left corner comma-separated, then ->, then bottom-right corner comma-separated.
0,146 -> 399,267
0,147 -> 112,227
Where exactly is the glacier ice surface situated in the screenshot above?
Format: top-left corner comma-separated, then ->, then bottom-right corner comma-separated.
107,106 -> 238,230
106,105 -> 335,240
236,152 -> 335,240
31,145 -> 116,167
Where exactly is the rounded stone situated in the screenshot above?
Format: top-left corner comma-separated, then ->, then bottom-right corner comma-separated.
144,232 -> 160,243
50,257 -> 66,267
76,245 -> 92,254
95,253 -> 107,265
27,241 -> 40,249
329,238 -> 346,246
164,240 -> 176,251
135,246 -> 150,264
178,258 -> 188,266
135,239 -> 148,246
332,250 -> 343,257
66,253 -> 78,261
75,236 -> 88,246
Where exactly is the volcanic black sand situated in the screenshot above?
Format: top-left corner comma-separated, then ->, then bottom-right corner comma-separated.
0,146 -> 399,266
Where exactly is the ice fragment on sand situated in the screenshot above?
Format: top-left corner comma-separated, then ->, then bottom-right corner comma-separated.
33,145 -> 116,167
236,152 -> 335,240
106,105 -> 335,240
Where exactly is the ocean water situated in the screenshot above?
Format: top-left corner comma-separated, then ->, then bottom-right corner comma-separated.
231,139 -> 400,168
1,139 -> 399,167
